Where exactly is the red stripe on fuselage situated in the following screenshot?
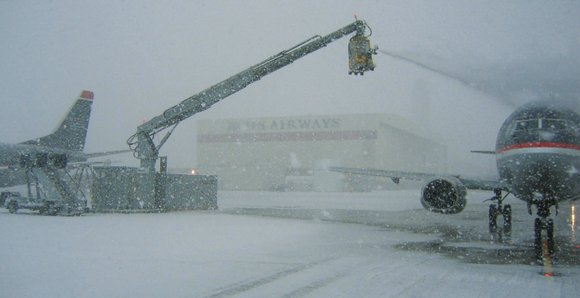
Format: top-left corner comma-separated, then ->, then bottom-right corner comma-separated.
497,142 -> 580,154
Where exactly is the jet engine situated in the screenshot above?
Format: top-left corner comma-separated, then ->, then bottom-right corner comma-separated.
420,177 -> 466,214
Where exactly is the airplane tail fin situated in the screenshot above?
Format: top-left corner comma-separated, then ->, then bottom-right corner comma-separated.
21,90 -> 94,152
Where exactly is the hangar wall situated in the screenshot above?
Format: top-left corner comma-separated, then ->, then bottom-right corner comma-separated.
196,114 -> 446,191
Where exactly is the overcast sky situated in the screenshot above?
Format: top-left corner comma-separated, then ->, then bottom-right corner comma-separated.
1,0 -> 578,174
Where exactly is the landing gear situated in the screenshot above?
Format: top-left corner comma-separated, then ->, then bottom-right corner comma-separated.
529,196 -> 558,259
487,188 -> 512,241
534,218 -> 555,258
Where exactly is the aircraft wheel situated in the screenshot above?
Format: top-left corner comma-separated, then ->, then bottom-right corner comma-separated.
546,219 -> 555,256
47,203 -> 58,216
7,201 -> 18,214
503,205 -> 512,235
39,202 -> 50,215
488,205 -> 497,233
534,218 -> 542,259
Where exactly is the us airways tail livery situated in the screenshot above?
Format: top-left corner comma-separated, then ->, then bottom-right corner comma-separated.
0,91 -> 94,187
330,99 -> 580,258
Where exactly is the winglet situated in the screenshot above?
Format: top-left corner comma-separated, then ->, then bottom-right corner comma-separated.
80,90 -> 94,101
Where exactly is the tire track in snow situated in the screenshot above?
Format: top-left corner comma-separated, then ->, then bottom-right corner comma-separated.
204,258 -> 335,298
280,270 -> 350,298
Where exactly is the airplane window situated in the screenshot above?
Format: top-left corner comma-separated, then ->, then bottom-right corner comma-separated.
542,119 -> 566,131
566,120 -> 580,137
514,119 -> 539,131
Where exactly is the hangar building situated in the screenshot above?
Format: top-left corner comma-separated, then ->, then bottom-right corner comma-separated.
196,114 -> 446,191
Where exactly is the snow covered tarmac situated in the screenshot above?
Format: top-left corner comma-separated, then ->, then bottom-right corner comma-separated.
1,190 -> 579,297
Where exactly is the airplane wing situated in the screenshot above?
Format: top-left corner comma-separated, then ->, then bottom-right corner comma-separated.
470,150 -> 496,155
82,149 -> 132,159
328,166 -> 503,191
65,149 -> 132,164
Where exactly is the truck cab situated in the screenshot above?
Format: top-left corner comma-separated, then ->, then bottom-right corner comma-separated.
2,191 -> 63,215
2,191 -> 24,213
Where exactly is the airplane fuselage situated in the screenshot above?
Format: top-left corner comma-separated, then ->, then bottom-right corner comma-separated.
495,100 -> 580,203
0,142 -> 87,168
